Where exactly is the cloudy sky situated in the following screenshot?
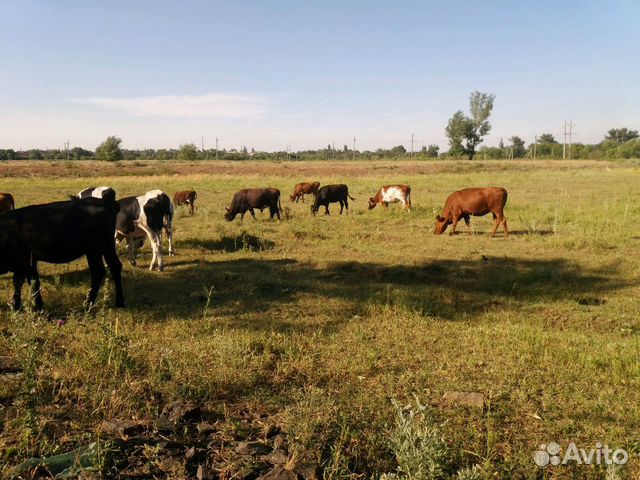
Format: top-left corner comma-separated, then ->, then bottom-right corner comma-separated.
1,0 -> 638,151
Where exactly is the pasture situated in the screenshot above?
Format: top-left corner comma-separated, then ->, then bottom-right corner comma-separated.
1,159 -> 640,479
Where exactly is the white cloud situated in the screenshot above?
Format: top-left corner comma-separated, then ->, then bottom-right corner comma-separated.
73,92 -> 268,119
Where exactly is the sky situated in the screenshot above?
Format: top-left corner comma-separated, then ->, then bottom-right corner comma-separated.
1,0 -> 639,152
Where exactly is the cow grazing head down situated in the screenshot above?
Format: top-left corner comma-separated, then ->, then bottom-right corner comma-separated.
224,207 -> 235,221
434,215 -> 452,234
368,197 -> 378,210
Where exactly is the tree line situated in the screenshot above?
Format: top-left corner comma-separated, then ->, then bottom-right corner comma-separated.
1,93 -> 638,161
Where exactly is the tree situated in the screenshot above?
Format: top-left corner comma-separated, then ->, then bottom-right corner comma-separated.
177,143 -> 198,161
425,144 -> 439,158
445,110 -> 470,157
95,136 -> 123,162
538,133 -> 557,144
509,136 -> 526,158
445,91 -> 495,159
605,128 -> 639,144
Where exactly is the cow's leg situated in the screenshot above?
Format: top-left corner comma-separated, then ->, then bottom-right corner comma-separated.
189,201 -> 194,215
383,202 -> 389,211
165,224 -> 174,256
502,217 -> 509,237
103,242 -> 125,308
139,225 -> 162,270
325,204 -> 330,215
12,271 -> 26,311
490,213 -> 501,237
249,208 -> 256,220
30,260 -> 43,311
463,215 -> 472,234
86,252 -> 106,306
339,201 -> 344,215
450,215 -> 460,235
126,237 -> 137,266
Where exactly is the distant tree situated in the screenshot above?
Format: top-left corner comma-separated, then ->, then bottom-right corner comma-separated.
605,128 -> 639,144
538,133 -> 558,144
425,144 -> 439,158
389,145 -> 407,156
71,147 -> 93,160
177,143 -> 198,161
445,91 -> 495,160
28,149 -> 43,160
95,136 -> 123,162
509,136 -> 526,158
445,110 -> 470,157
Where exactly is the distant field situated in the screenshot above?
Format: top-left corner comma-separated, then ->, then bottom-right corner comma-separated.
1,159 -> 640,479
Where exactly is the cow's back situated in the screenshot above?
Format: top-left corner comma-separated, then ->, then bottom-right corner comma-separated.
446,187 -> 507,214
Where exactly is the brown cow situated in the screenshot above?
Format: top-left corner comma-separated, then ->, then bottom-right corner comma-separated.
0,193 -> 15,214
368,185 -> 411,211
290,182 -> 320,203
173,190 -> 197,215
434,187 -> 508,237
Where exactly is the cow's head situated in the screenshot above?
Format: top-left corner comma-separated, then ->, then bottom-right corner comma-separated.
368,198 -> 378,210
224,206 -> 236,221
289,194 -> 296,202
434,215 -> 451,234
310,203 -> 319,215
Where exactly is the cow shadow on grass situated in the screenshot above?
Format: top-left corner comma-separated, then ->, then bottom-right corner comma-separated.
114,255 -> 633,334
177,233 -> 275,253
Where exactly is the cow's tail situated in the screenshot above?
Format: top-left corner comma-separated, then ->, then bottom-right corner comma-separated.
278,193 -> 282,214
347,191 -> 356,201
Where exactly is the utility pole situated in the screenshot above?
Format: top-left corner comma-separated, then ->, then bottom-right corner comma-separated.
215,136 -> 219,160
201,137 -> 206,159
568,119 -> 573,159
411,133 -> 414,160
352,136 -> 356,161
563,119 -> 567,159
65,139 -> 69,161
287,144 -> 290,161
332,142 -> 335,161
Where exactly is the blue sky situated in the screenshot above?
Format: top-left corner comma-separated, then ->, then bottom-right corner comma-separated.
1,0 -> 638,151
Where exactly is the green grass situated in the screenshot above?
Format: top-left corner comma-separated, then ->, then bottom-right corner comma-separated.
1,159 -> 640,479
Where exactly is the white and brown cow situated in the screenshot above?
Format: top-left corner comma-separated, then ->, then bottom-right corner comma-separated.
115,190 -> 174,271
368,185 -> 411,212
77,186 -> 116,202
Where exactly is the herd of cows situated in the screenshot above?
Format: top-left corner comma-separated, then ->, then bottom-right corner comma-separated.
0,183 -> 508,311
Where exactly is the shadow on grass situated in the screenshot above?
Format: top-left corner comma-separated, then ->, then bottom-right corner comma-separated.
115,256 -> 632,332
178,233 -> 275,252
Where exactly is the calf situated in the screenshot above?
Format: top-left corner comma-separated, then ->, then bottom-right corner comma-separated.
224,188 -> 281,221
311,184 -> 354,215
0,193 -> 15,213
290,182 -> 320,203
173,190 -> 197,215
434,187 -> 508,237
0,197 -> 124,310
77,186 -> 116,203
368,184 -> 411,212
116,190 -> 174,270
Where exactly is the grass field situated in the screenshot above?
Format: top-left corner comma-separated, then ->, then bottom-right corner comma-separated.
1,159 -> 640,479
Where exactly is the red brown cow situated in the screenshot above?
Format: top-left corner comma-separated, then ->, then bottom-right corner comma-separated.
368,185 -> 411,212
0,193 -> 15,214
434,187 -> 508,237
290,182 -> 320,203
173,190 -> 197,215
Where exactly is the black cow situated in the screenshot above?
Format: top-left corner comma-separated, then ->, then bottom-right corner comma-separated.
116,190 -> 174,271
0,197 -> 124,310
77,186 -> 116,203
311,184 -> 355,215
224,188 -> 281,221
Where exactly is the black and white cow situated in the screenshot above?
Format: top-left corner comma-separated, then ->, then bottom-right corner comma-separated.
115,190 -> 174,271
0,197 -> 124,310
77,186 -> 116,203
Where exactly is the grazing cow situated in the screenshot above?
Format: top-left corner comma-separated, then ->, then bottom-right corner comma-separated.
0,197 -> 124,310
173,190 -> 198,215
224,188 -> 281,221
0,193 -> 15,214
311,184 -> 355,215
290,182 -> 320,203
116,190 -> 174,270
434,187 -> 508,237
77,186 -> 116,203
368,184 -> 411,212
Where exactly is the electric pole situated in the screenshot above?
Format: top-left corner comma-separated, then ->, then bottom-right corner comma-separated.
568,119 -> 573,159
65,139 -> 69,161
411,133 -> 414,160
352,136 -> 356,161
215,136 -> 219,160
563,120 -> 567,160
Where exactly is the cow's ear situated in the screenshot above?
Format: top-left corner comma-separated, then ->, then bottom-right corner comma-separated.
436,215 -> 444,222
225,207 -> 229,212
